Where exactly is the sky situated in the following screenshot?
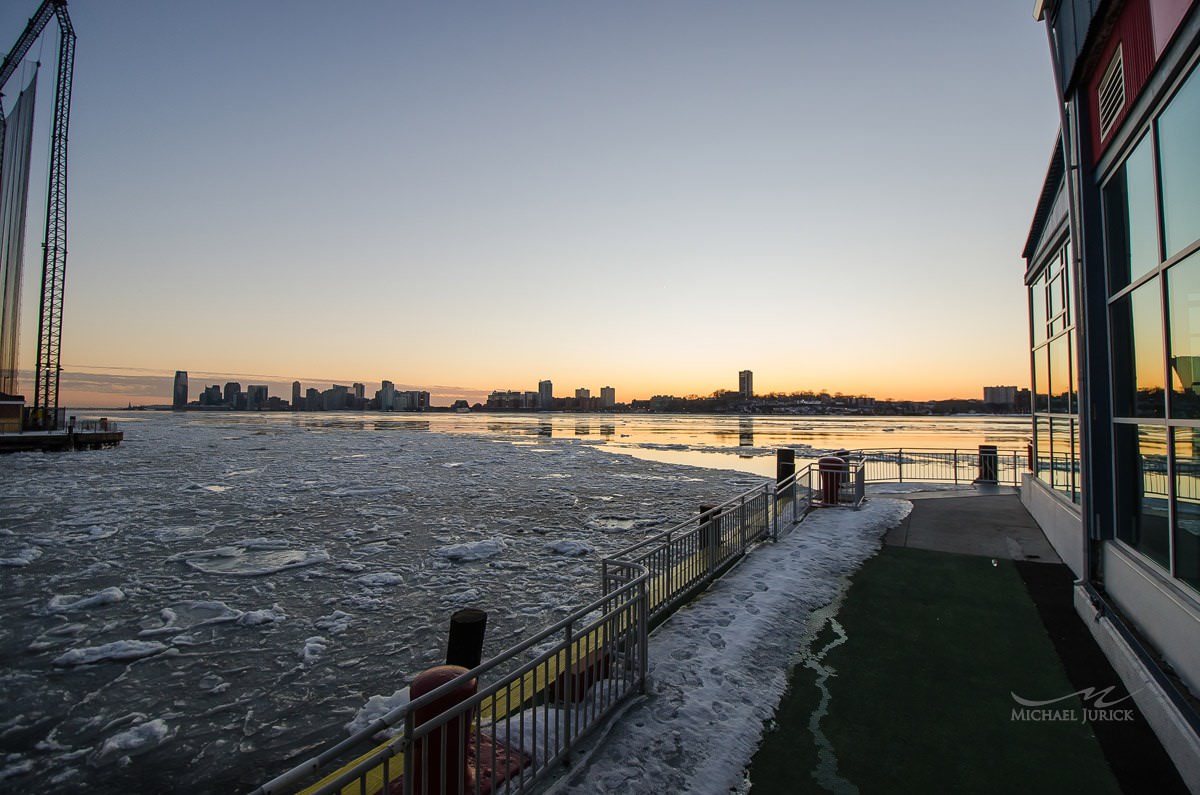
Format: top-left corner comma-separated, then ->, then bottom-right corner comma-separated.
0,1 -> 1061,407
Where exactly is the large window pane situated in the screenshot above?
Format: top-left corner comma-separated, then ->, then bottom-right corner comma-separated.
1115,424 -> 1170,568
1050,334 -> 1072,413
1051,417 -> 1072,492
1036,416 -> 1052,485
1174,428 -> 1200,591
1105,135 -> 1160,293
1167,252 -> 1200,417
1160,66 -> 1200,258
1031,275 -> 1047,346
1069,329 -> 1079,414
1071,418 -> 1081,504
1034,345 -> 1050,413
1111,278 -> 1166,417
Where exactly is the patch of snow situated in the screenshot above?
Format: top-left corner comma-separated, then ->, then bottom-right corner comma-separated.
238,605 -> 287,626
314,611 -> 353,635
564,498 -> 912,794
299,636 -> 328,666
0,548 -> 42,567
866,481 -> 975,494
91,719 -> 171,765
354,572 -> 404,588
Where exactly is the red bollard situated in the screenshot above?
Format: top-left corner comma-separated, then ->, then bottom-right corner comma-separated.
411,665 -> 477,795
819,456 -> 846,505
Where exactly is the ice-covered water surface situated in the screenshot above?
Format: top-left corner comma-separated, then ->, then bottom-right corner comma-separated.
0,414 -> 765,793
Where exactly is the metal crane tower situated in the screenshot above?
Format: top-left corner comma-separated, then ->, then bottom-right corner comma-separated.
0,0 -> 74,430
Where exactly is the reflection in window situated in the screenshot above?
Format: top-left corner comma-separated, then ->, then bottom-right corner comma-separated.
1112,278 -> 1166,417
1174,428 -> 1200,592
1036,416 -> 1052,486
1050,334 -> 1072,413
1034,345 -> 1050,413
1071,418 -> 1081,504
1032,274 -> 1047,346
1160,67 -> 1200,258
1105,135 -> 1160,292
1168,253 -> 1200,418
1051,417 -> 1073,493
1115,424 -> 1171,568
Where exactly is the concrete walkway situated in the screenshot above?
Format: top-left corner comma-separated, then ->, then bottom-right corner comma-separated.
883,487 -> 1062,564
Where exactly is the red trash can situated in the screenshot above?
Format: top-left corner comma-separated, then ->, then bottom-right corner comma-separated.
819,456 -> 847,505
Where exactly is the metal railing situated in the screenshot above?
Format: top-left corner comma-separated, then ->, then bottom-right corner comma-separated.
253,559 -> 649,795
252,448 -> 1000,795
855,448 -> 1025,487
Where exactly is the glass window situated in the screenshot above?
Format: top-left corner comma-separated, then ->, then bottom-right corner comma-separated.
1069,329 -> 1079,414
1050,334 -> 1072,413
1036,416 -> 1052,486
1112,278 -> 1166,417
1115,424 -> 1171,568
1032,275 -> 1047,346
1159,67 -> 1200,258
1051,417 -> 1073,492
1034,345 -> 1050,414
1105,135 -> 1160,293
1050,270 -> 1067,335
1167,252 -> 1200,418
1064,243 -> 1074,327
1174,428 -> 1200,591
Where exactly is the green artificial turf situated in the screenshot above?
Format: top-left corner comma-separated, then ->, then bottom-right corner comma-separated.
748,546 -> 1121,794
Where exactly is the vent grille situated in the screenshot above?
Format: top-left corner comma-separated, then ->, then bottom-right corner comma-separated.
1098,45 -> 1126,141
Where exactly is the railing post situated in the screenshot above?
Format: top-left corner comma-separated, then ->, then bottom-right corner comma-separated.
638,575 -> 649,694
403,708 -> 415,795
664,531 -> 673,608
898,448 -> 903,483
953,449 -> 958,484
563,621 -> 574,761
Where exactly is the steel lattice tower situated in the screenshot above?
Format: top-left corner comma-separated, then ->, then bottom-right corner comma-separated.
0,0 -> 74,429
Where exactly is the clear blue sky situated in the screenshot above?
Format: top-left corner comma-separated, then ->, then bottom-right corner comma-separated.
1,1 -> 1060,406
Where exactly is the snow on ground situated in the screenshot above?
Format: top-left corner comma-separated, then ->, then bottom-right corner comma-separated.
562,499 -> 912,795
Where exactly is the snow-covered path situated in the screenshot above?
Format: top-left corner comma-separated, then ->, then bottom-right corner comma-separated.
561,499 -> 912,794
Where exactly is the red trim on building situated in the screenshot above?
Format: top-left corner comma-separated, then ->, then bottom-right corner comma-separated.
1089,0 -> 1156,163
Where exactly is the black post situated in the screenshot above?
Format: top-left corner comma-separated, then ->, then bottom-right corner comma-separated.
445,608 -> 488,670
776,448 -> 796,483
700,504 -> 720,570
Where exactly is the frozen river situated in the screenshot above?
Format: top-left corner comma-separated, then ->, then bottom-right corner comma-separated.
0,411 -> 1027,792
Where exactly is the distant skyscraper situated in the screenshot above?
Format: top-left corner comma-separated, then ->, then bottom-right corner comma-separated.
380,380 -> 396,410
538,380 -> 553,410
247,385 -> 268,410
353,382 -> 365,400
575,387 -> 591,400
739,370 -> 753,399
601,386 -> 616,408
173,371 -> 189,409
224,382 -> 241,405
292,381 -> 302,407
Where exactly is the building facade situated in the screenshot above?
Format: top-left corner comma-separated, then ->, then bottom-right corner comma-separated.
1025,0 -> 1200,783
538,379 -> 553,410
739,370 -> 753,399
172,371 -> 188,409
601,386 -> 616,408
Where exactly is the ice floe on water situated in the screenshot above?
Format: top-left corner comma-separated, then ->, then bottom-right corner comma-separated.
92,719 -> 173,766
432,537 -> 507,561
53,640 -> 169,667
345,687 -> 411,739
0,412 -> 787,792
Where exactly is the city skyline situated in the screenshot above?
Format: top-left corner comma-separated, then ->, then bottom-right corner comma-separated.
58,363 -> 1027,409
0,3 -> 1058,408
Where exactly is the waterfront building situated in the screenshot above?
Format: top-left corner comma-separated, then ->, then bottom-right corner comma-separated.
538,379 -> 553,410
983,385 -> 1019,407
172,371 -> 188,409
224,382 -> 240,406
1024,0 -> 1200,783
379,380 -> 396,411
575,387 -> 590,400
199,385 -> 223,406
305,387 -> 320,411
601,386 -> 616,408
246,385 -> 269,411
353,382 -> 365,401
292,381 -> 302,408
739,370 -> 753,399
